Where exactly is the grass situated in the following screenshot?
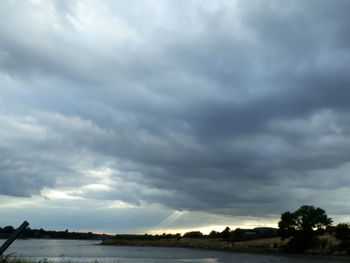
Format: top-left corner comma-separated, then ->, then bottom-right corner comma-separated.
0,255 -> 33,263
234,235 -> 341,250
234,237 -> 286,248
102,237 -> 283,253
102,234 -> 349,255
0,257 -> 123,263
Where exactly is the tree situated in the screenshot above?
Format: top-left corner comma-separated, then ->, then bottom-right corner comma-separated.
231,228 -> 246,241
278,205 -> 332,252
221,227 -> 231,239
2,226 -> 14,234
209,230 -> 220,238
183,231 -> 203,238
334,223 -> 350,247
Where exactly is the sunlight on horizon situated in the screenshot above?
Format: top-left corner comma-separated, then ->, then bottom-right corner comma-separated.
149,221 -> 279,235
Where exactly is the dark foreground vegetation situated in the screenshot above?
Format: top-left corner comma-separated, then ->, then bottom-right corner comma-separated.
0,226 -> 112,240
278,205 -> 350,255
0,255 -> 30,263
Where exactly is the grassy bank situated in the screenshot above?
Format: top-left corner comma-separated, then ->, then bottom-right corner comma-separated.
0,256 -> 33,263
101,237 -> 284,254
102,235 -> 346,255
0,258 -> 123,263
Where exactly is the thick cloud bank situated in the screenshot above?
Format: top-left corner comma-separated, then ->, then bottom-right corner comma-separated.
1,0 -> 350,220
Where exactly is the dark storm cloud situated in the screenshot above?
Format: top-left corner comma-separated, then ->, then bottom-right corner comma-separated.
1,0 -> 350,218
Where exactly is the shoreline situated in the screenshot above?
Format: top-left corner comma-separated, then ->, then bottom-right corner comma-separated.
101,238 -> 350,258
101,238 -> 279,254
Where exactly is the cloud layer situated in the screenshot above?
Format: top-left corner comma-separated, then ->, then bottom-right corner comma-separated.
1,0 -> 350,231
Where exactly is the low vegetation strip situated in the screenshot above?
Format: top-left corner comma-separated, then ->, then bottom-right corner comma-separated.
101,237 -> 282,254
0,256 -> 33,263
101,236 -> 345,255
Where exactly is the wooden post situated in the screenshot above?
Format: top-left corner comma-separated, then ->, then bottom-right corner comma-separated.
0,221 -> 29,256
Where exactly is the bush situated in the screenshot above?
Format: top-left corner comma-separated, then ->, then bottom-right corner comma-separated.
334,223 -> 350,251
285,235 -> 321,253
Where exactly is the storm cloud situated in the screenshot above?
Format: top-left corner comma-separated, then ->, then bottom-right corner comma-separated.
1,0 -> 350,231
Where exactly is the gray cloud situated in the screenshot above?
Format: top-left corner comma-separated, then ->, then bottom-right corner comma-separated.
1,0 -> 350,226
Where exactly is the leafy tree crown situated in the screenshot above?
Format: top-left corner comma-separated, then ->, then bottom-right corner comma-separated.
278,205 -> 332,240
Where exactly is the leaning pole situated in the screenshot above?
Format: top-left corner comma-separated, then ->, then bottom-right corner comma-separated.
0,221 -> 30,256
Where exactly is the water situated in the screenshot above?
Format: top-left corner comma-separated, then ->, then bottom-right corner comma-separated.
0,239 -> 348,263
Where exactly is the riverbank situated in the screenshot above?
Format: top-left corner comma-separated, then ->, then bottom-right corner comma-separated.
101,237 -> 283,254
0,256 -> 32,263
101,236 -> 349,256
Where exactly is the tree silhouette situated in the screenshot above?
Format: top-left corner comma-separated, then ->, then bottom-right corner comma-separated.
183,231 -> 203,238
278,205 -> 332,252
334,223 -> 350,248
221,227 -> 231,239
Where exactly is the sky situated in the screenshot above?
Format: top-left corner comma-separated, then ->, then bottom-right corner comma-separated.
1,0 -> 350,234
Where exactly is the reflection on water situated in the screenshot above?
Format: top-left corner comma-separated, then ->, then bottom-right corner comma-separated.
0,239 -> 348,263
2,239 -> 219,263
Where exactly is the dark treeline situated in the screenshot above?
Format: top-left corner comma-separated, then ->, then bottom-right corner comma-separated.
113,233 -> 181,241
0,225 -> 278,242
0,226 -> 113,240
111,227 -> 278,242
207,227 -> 278,241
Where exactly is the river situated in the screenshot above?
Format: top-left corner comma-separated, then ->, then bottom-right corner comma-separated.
0,239 -> 348,263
